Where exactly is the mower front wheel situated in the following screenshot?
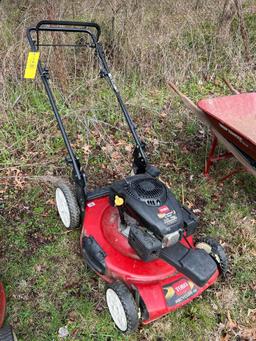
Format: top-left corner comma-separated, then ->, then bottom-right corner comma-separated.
195,237 -> 228,277
55,181 -> 80,229
105,281 -> 139,333
0,325 -> 17,341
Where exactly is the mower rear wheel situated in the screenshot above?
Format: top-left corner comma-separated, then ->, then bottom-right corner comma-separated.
105,281 -> 139,333
0,324 -> 17,341
55,182 -> 80,229
195,237 -> 228,277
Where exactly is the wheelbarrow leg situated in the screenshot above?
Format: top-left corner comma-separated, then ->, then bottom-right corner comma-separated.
204,135 -> 218,177
204,134 -> 233,178
219,167 -> 246,182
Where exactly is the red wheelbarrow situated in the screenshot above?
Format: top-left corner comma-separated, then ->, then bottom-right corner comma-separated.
168,82 -> 256,180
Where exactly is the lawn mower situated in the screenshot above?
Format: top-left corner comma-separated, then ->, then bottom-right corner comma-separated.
27,20 -> 228,333
0,282 -> 16,340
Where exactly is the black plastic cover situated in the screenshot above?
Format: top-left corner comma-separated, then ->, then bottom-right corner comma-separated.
145,165 -> 160,177
180,248 -> 217,286
160,242 -> 217,287
81,236 -> 106,274
181,206 -> 198,236
128,225 -> 162,261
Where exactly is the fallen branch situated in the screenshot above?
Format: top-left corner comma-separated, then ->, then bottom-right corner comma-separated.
222,77 -> 240,94
167,80 -> 209,125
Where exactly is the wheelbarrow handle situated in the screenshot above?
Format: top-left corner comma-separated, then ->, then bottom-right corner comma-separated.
35,20 -> 101,41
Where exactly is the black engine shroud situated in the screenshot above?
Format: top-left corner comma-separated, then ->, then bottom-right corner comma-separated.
110,175 -> 183,238
110,174 -> 198,261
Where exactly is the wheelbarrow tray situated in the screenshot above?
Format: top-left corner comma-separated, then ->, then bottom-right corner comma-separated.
197,93 -> 256,163
167,81 -> 256,177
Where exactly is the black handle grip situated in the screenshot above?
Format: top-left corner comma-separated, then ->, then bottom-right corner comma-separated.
35,20 -> 101,41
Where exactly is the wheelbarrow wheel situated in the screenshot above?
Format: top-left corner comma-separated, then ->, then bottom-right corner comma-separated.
105,281 -> 139,333
195,237 -> 228,277
0,324 -> 17,341
55,181 -> 80,229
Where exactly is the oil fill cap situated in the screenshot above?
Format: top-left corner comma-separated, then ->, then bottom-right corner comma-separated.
115,195 -> 124,206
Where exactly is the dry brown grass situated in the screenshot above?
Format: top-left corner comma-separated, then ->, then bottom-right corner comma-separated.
1,0 -> 255,97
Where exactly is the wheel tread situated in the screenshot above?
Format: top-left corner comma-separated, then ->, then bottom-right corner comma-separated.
196,237 -> 228,277
106,281 -> 139,333
56,181 -> 80,229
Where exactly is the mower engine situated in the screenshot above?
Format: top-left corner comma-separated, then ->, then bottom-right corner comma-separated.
110,174 -> 197,261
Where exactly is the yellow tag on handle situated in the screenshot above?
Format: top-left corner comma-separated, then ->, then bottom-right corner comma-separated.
24,52 -> 40,79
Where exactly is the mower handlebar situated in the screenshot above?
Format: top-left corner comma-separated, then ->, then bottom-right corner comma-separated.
35,20 -> 101,42
26,20 -> 148,174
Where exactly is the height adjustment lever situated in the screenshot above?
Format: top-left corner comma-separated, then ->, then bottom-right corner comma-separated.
99,69 -> 108,78
42,68 -> 50,79
65,155 -> 80,167
65,156 -> 73,165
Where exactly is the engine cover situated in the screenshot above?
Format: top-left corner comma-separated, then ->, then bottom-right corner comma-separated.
109,174 -> 184,239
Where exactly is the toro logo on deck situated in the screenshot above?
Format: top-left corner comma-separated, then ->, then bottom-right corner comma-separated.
158,205 -> 171,214
172,279 -> 190,296
163,277 -> 198,307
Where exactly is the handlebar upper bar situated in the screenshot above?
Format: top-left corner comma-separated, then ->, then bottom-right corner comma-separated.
35,20 -> 101,41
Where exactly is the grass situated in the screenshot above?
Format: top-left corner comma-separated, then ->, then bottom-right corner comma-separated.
0,0 -> 256,340
1,80 -> 256,340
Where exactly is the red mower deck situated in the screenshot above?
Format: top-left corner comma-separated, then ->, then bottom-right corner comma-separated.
81,196 -> 219,324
